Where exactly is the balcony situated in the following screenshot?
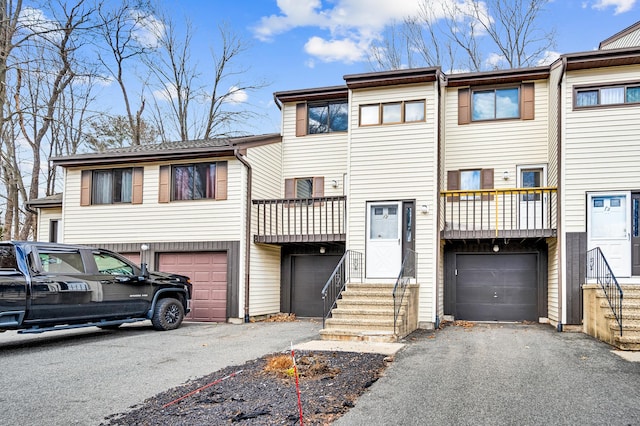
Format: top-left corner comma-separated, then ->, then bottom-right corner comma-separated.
440,187 -> 557,239
253,196 -> 346,244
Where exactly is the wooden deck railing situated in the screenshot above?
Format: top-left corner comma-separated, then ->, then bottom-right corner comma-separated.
440,187 -> 557,239
253,196 -> 347,244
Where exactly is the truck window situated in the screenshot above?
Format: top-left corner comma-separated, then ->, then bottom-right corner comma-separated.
93,252 -> 135,276
0,245 -> 18,270
39,250 -> 85,274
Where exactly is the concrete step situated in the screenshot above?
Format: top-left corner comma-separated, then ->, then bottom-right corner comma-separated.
614,334 -> 640,351
324,317 -> 396,332
330,308 -> 403,320
598,299 -> 640,310
319,328 -> 397,343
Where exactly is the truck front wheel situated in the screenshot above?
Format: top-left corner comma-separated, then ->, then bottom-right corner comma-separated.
151,298 -> 185,331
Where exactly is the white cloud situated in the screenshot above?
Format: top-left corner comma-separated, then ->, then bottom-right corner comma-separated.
484,52 -> 506,69
225,86 -> 249,104
130,10 -> 165,48
304,36 -> 367,63
592,0 -> 637,14
537,50 -> 561,66
19,7 -> 62,41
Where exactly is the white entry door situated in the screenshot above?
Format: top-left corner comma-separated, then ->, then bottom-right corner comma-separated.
587,192 -> 631,277
366,202 -> 402,279
518,165 -> 547,230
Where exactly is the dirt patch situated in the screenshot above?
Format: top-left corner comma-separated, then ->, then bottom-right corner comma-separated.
101,350 -> 388,425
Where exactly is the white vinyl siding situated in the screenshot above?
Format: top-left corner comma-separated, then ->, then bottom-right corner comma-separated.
443,80 -> 549,189
547,65 -> 562,188
61,158 -> 244,244
563,65 -> 640,233
282,103 -> 348,197
348,83 -> 438,324
249,244 -> 281,316
36,208 -> 62,242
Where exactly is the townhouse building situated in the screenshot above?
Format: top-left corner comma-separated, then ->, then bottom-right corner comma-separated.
31,22 -> 640,347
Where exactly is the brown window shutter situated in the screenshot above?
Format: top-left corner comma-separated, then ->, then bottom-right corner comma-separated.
285,178 -> 295,198
158,165 -> 171,203
458,88 -> 471,125
481,169 -> 494,189
447,170 -> 460,190
215,161 -> 228,200
132,167 -> 144,204
312,176 -> 324,197
295,103 -> 307,137
522,83 -> 535,120
80,170 -> 92,206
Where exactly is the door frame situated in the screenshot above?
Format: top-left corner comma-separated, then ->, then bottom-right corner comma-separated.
586,191 -> 631,278
365,201 -> 402,279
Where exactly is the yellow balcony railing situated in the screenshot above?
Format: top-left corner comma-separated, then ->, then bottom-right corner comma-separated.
440,187 -> 557,239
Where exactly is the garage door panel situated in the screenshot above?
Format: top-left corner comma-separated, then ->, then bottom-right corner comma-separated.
159,252 -> 227,322
291,255 -> 342,317
456,253 -> 538,322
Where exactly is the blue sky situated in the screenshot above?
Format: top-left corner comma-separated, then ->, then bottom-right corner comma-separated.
127,0 -> 640,135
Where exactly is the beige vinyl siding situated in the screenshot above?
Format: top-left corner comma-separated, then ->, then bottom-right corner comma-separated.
443,80 -> 549,188
348,83 -> 438,324
281,102 -> 348,197
563,65 -> 640,233
547,237 -> 559,323
36,208 -> 62,242
547,65 -> 562,188
248,244 -> 281,316
246,138 -> 283,316
61,157 -> 244,244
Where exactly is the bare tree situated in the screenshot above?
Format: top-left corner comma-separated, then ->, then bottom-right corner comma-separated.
147,19 -> 268,141
369,0 -> 556,72
84,114 -> 159,151
1,0 -> 98,239
96,0 -> 156,146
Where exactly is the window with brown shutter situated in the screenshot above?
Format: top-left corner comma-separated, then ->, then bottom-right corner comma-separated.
132,167 -> 144,204
215,161 -> 227,200
458,88 -> 471,125
158,165 -> 170,203
80,170 -> 92,206
160,161 -> 228,202
521,83 -> 535,120
284,177 -> 324,199
296,103 -> 307,137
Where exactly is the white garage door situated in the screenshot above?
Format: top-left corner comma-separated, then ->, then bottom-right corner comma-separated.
158,252 -> 227,322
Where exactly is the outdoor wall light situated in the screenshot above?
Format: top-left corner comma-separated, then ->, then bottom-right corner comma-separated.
319,246 -> 326,254
493,244 -> 500,252
503,171 -> 510,180
331,179 -> 338,188
421,204 -> 430,214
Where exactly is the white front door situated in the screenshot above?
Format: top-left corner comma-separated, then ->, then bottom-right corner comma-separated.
366,202 -> 402,279
587,192 -> 631,277
518,165 -> 547,230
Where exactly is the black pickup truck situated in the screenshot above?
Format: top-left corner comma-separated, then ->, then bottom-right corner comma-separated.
0,241 -> 192,334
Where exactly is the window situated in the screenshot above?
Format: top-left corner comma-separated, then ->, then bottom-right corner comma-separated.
285,177 -> 324,199
447,169 -> 494,199
38,249 -> 85,274
92,168 -> 133,204
460,170 -> 481,190
81,168 -> 143,206
173,163 -> 216,200
359,100 -> 426,126
49,220 -> 60,243
158,161 -> 227,203
93,251 -> 135,276
472,88 -> 519,120
307,101 -> 348,134
575,83 -> 640,108
458,84 -> 534,124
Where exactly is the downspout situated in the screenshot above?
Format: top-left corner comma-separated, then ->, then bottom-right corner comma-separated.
556,57 -> 567,332
235,149 -> 252,323
435,70 -> 443,329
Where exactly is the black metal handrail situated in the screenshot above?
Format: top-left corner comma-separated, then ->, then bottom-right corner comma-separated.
321,250 -> 363,328
586,247 -> 623,336
393,249 -> 417,336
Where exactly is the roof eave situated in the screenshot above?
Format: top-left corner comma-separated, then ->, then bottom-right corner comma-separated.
445,66 -> 550,87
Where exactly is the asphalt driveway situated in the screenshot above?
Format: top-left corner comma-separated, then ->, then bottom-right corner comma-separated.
336,323 -> 640,425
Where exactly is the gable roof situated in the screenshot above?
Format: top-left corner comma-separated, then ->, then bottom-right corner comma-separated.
600,21 -> 640,50
51,133 -> 282,167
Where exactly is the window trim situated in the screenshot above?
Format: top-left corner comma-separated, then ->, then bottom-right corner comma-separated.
458,83 -> 534,125
162,161 -> 228,202
471,86 -> 521,121
81,167 -> 143,206
306,100 -> 348,135
573,80 -> 640,110
359,99 -> 426,127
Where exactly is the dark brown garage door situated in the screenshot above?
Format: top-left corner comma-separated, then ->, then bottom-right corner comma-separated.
456,253 -> 538,321
291,255 -> 342,317
158,252 -> 227,322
